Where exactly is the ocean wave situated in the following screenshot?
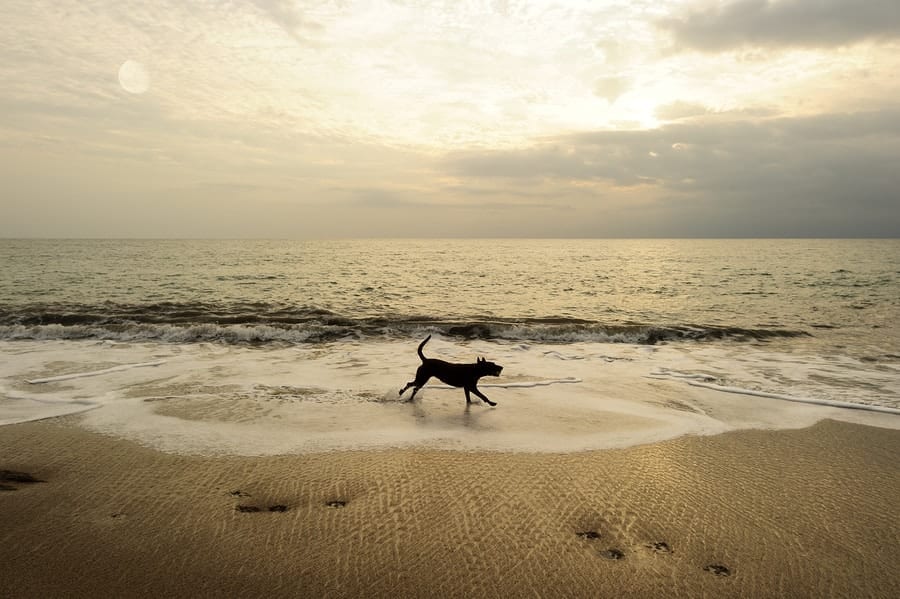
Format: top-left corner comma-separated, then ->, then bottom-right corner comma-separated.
0,302 -> 810,346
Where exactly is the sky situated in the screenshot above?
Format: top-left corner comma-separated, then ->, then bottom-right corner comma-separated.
2,0 -> 899,238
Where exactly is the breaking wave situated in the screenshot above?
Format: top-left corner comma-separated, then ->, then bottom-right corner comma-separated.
0,301 -> 810,346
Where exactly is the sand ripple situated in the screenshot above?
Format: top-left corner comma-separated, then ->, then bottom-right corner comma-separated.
1,419 -> 898,598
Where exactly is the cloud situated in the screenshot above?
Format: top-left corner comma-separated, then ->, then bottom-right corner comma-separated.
594,77 -> 631,103
3,1 -> 899,238
655,102 -> 781,122
249,0 -> 321,42
442,110 -> 900,236
662,0 -> 900,51
655,101 -> 711,121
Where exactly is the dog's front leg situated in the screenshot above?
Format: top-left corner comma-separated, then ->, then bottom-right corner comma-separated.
469,386 -> 497,407
464,388 -> 472,404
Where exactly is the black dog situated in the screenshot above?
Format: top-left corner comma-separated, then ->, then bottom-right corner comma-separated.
399,335 -> 503,406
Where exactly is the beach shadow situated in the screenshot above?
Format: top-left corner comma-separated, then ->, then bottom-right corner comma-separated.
409,399 -> 428,422
461,403 -> 479,428
404,395 -> 493,431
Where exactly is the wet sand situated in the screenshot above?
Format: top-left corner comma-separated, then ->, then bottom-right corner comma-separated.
2,418 -> 898,598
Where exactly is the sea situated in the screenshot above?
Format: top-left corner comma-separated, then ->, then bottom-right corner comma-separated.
1,238 -> 898,454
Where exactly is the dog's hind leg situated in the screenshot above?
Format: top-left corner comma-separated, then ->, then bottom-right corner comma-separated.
400,381 -> 424,400
400,368 -> 431,401
405,380 -> 433,401
400,373 -> 431,401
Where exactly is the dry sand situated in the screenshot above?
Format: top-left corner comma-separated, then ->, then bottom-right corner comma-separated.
2,418 -> 898,598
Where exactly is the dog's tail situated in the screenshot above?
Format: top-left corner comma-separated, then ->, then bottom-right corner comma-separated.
417,335 -> 431,361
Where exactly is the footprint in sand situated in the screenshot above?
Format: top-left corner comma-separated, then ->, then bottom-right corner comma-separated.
576,530 -> 623,560
0,470 -> 45,491
231,488 -> 290,513
704,564 -> 731,577
647,541 -> 672,553
235,504 -> 290,513
325,500 -> 347,508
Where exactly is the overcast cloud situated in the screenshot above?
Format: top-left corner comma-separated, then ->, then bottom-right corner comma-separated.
663,0 -> 900,51
444,110 -> 900,236
1,0 -> 898,238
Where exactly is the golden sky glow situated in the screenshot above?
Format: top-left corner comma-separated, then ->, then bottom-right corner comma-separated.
2,0 -> 899,237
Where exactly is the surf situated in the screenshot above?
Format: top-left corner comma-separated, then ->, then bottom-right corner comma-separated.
2,338 -> 897,456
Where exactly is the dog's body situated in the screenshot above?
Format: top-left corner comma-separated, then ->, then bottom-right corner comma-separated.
399,335 -> 503,406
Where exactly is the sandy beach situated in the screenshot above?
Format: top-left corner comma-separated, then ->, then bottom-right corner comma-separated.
1,418 -> 898,598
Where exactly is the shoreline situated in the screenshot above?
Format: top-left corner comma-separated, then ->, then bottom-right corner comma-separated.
2,418 -> 899,598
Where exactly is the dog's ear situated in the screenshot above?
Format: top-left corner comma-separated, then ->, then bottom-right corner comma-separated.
478,357 -> 484,363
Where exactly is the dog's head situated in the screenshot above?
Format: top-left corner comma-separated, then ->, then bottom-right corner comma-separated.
476,357 -> 503,377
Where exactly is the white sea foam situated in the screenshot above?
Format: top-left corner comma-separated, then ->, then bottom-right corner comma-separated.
0,384 -> 103,426
650,368 -> 900,415
1,338 -> 898,455
26,360 -> 166,384
435,377 -> 582,389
